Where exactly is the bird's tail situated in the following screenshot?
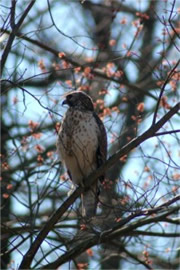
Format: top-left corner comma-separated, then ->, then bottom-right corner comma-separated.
81,184 -> 98,218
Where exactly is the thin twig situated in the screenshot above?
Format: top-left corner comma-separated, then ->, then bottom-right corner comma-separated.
18,103 -> 180,269
1,1 -> 35,74
152,60 -> 180,125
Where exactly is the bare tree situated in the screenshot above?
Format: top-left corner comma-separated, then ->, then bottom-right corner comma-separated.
1,0 -> 179,269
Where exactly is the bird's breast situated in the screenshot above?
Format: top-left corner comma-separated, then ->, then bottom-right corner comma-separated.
57,110 -> 99,184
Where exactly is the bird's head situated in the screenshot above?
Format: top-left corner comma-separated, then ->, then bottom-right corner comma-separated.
62,91 -> 94,111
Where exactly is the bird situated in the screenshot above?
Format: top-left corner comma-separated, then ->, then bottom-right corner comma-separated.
57,91 -> 107,218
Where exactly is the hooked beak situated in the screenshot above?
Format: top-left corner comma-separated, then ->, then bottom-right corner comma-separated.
62,99 -> 68,106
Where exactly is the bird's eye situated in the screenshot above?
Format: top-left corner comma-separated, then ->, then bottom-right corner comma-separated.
68,94 -> 73,99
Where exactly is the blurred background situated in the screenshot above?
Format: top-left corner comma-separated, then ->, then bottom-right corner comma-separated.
1,0 -> 180,269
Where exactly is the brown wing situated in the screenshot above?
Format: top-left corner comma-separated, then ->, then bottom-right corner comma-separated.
93,112 -> 107,182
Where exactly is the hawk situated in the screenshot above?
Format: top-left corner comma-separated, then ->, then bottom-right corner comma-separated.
57,91 -> 107,218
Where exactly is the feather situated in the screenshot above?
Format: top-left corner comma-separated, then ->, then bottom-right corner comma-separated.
57,91 -> 107,218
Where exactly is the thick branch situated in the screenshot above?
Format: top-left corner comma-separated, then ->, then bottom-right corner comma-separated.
19,103 -> 179,270
1,1 -> 35,74
41,201 -> 179,269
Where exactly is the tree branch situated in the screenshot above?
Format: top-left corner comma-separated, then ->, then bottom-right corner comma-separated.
0,27 -> 157,100
127,230 -> 180,238
122,246 -> 153,270
40,199 -> 179,269
152,59 -> 180,125
19,102 -> 179,269
1,1 -> 35,74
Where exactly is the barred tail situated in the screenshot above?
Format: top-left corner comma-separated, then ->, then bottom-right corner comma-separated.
81,185 -> 98,218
